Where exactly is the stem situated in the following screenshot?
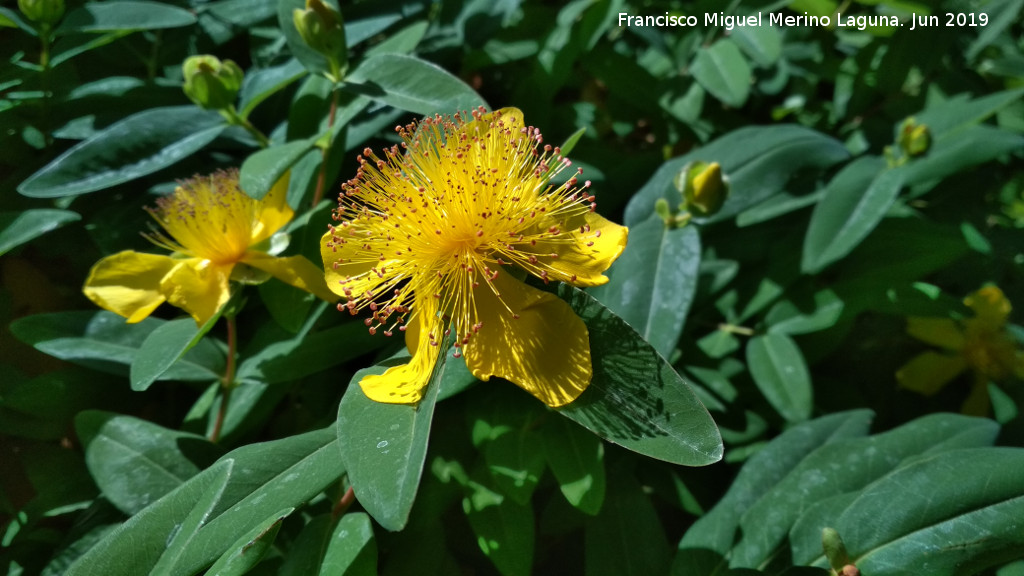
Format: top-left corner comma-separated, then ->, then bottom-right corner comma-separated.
210,315 -> 238,444
331,486 -> 355,519
311,89 -> 340,208
718,323 -> 756,337
39,27 -> 52,147
222,107 -> 271,148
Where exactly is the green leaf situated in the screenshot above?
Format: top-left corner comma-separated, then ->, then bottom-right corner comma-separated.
131,315 -> 218,392
746,333 -> 813,423
914,87 -> 1024,138
319,512 -> 377,576
765,289 -> 844,336
343,53 -> 487,115
463,477 -> 535,576
279,515 -> 334,576
238,59 -> 307,118
585,470 -> 671,576
484,426 -> 545,506
802,157 -> 904,274
542,416 -> 606,516
205,508 -> 291,576
555,285 -> 723,466
731,23 -> 782,67
57,1 -> 197,33
336,345 -> 450,531
690,39 -> 751,108
678,411 -> 874,560
239,139 -> 315,200
67,428 -> 344,576
735,191 -> 823,228
728,414 -> 999,569
10,311 -> 224,381
624,126 -> 848,227
18,106 -> 226,198
903,125 -> 1024,188
150,462 -> 233,576
590,214 -> 699,358
0,209 -> 80,256
76,410 -> 220,516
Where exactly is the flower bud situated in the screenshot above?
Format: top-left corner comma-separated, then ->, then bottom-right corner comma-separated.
292,0 -> 347,79
676,161 -> 729,216
898,117 -> 930,158
822,527 -> 851,573
182,55 -> 244,111
18,0 -> 65,26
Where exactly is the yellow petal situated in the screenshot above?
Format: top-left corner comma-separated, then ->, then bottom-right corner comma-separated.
359,295 -> 441,404
464,273 -> 591,407
242,252 -> 338,302
251,173 -> 294,245
320,228 -> 382,299
960,376 -> 990,416
906,317 -> 965,351
457,107 -> 525,139
524,211 -> 628,287
160,259 -> 232,325
82,251 -> 177,323
896,351 -> 968,395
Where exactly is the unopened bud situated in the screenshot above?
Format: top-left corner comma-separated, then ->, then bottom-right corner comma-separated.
898,117 -> 930,158
292,0 -> 347,80
182,55 -> 244,111
822,527 -> 851,573
18,0 -> 64,26
676,161 -> 729,216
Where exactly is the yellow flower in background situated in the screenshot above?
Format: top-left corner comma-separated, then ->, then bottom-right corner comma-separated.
897,286 -> 1024,414
321,107 -> 628,407
84,169 -> 336,326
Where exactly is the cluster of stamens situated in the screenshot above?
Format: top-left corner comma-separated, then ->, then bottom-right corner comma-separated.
323,107 -> 602,356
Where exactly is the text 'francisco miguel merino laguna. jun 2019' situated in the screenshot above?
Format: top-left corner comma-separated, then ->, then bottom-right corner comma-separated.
617,11 -> 991,31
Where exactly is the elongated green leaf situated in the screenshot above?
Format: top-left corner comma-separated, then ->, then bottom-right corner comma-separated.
205,508 -> 291,576
765,289 -> 844,336
344,53 -> 486,115
555,285 -> 722,466
690,39 -> 751,107
319,512 -> 377,576
903,125 -> 1024,187
0,209 -> 80,256
802,157 -> 904,273
238,59 -> 307,118
76,411 -> 220,516
67,428 -> 343,576
586,471 -> 671,576
484,426 -> 545,506
543,416 -> 606,516
57,1 -> 197,32
150,463 -> 233,576
463,477 -> 535,576
235,320 -> 382,385
239,139 -> 315,200
623,126 -> 848,227
746,334 -> 813,423
279,515 -> 334,576
729,414 -> 1000,569
590,214 -> 700,358
678,410 -> 874,560
131,316 -> 215,391
731,24 -> 782,67
914,87 -> 1024,138
10,311 -> 223,381
19,106 -> 226,198
336,345 -> 450,531
736,191 -> 823,227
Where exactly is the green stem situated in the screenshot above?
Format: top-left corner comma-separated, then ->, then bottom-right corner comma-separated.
39,27 -> 52,146
222,106 -> 271,148
210,315 -> 238,444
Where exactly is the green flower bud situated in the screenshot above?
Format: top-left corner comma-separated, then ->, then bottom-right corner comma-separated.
18,0 -> 65,26
821,527 -> 851,573
292,0 -> 347,80
898,117 -> 930,158
676,161 -> 729,216
182,55 -> 244,111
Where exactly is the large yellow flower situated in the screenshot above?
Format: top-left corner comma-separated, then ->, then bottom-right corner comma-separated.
321,108 -> 628,407
897,285 -> 1024,414
84,169 -> 336,325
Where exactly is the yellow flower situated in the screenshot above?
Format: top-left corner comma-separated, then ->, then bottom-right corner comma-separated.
84,169 -> 336,326
321,107 -> 628,407
897,286 -> 1024,414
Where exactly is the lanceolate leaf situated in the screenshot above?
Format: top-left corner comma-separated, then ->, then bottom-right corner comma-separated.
690,39 -> 751,108
336,348 -> 450,532
343,53 -> 487,116
57,1 -> 197,33
0,209 -> 80,256
589,214 -> 700,359
18,107 -> 226,198
555,285 -> 722,467
746,333 -> 813,423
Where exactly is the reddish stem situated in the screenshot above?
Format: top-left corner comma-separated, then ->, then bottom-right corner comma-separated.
311,89 -> 340,208
210,315 -> 237,444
